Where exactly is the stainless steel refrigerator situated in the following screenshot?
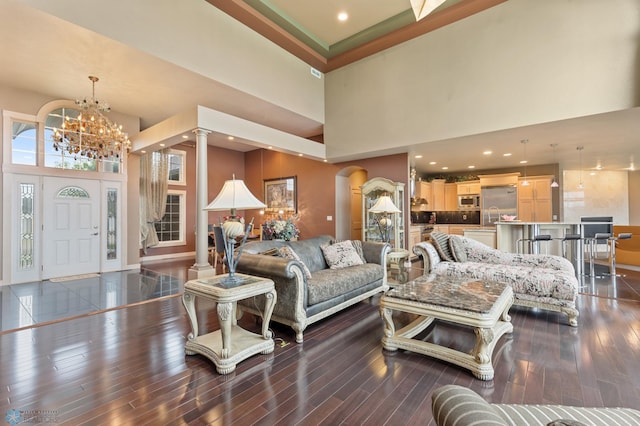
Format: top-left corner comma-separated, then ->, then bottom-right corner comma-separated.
481,185 -> 518,226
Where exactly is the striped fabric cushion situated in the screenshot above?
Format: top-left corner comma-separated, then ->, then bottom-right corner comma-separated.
431,385 -> 508,426
430,232 -> 455,262
494,404 -> 640,426
431,385 -> 640,426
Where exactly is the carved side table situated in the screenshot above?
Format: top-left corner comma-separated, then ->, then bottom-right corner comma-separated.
182,273 -> 276,374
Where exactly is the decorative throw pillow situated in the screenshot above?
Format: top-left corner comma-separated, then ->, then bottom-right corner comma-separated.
430,232 -> 455,262
277,246 -> 312,279
448,235 -> 468,263
321,241 -> 365,269
330,239 -> 367,263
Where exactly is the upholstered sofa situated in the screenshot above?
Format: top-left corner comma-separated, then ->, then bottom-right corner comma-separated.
432,384 -> 640,426
413,233 -> 579,326
235,235 -> 390,343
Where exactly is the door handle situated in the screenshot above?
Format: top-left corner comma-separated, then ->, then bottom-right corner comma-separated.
92,232 -> 99,236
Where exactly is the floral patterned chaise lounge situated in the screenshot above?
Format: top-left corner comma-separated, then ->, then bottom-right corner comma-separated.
413,233 -> 579,326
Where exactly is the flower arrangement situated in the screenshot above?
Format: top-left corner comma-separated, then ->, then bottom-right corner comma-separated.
263,215 -> 300,241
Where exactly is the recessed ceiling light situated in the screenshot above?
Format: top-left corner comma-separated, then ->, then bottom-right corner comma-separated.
298,153 -> 303,157
503,153 -> 512,157
429,161 -> 436,165
268,146 -> 273,149
228,136 -> 234,141
415,155 -> 423,159
442,166 -> 448,170
468,165 -> 475,169
323,159 -> 327,162
159,143 -> 165,147
182,135 -> 188,139
483,151 -> 492,155
520,160 -> 527,164
590,171 -> 596,176
141,150 -> 146,154
338,11 -> 348,21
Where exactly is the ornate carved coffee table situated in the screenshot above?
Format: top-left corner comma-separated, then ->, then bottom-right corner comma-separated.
380,274 -> 513,380
182,273 -> 276,374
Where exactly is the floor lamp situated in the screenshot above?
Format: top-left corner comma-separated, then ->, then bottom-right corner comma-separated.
205,175 -> 266,285
369,195 -> 401,244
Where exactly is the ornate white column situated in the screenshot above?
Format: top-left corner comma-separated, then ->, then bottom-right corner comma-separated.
189,127 -> 214,279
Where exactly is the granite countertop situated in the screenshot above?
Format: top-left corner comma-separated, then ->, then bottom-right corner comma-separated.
463,227 -> 496,233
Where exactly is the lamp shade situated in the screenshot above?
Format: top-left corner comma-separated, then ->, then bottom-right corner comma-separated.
369,196 -> 401,214
205,176 -> 266,211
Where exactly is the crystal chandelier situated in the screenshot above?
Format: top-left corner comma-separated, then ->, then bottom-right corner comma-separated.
52,76 -> 131,161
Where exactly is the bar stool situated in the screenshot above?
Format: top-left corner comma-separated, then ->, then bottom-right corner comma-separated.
585,232 -> 612,278
609,232 -> 632,277
516,234 -> 552,254
560,233 -> 582,260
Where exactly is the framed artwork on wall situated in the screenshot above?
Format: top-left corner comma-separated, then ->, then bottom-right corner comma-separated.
264,176 -> 297,213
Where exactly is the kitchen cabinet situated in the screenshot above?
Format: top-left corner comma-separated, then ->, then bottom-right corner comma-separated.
518,176 -> 552,222
361,177 -> 405,249
479,173 -> 519,187
449,225 -> 479,236
432,225 -> 449,234
456,181 -> 481,195
445,183 -> 458,211
415,181 -> 432,207
431,179 -> 445,211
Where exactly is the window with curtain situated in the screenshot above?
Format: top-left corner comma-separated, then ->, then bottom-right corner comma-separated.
154,190 -> 186,246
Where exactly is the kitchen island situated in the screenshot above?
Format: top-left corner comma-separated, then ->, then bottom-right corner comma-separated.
463,227 -> 497,248
496,221 -> 612,276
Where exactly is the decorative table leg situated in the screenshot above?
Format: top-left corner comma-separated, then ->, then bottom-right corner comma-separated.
261,290 -> 277,341
380,306 -> 397,351
397,256 -> 408,283
181,292 -> 198,355
473,327 -> 495,380
217,302 -> 233,359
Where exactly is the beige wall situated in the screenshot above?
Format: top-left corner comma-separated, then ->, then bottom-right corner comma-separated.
324,0 -> 640,160
563,170 -> 629,224
629,171 -> 640,225
22,0 -> 324,125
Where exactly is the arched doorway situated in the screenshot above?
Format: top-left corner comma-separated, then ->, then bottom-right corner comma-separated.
335,166 -> 368,241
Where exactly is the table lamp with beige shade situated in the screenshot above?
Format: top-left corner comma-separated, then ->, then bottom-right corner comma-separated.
205,175 -> 266,285
370,195 -> 401,244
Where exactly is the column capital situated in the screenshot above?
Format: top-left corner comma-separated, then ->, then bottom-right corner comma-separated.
192,128 -> 212,137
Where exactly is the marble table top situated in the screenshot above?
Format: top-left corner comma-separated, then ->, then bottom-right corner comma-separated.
386,274 -> 507,314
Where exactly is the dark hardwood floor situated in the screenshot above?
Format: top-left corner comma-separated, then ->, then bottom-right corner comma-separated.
1,259 -> 640,425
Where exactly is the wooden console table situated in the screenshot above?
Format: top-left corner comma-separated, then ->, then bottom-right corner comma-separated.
380,274 -> 513,380
182,273 -> 276,374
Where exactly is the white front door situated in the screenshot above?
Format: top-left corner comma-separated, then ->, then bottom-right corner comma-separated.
42,177 -> 101,279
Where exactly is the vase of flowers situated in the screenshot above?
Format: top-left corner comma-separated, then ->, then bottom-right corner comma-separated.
264,215 -> 300,241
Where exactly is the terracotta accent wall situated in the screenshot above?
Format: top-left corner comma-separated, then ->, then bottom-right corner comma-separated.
142,147 -> 409,259
243,149 -> 341,239
337,153 -> 409,185
243,150 -> 409,241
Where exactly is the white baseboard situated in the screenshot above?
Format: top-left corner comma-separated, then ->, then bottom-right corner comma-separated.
141,251 -> 196,264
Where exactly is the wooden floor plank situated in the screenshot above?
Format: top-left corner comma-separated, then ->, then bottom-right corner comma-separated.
1,260 -> 640,424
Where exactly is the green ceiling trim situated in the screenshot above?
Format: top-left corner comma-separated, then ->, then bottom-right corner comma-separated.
328,10 -> 416,57
244,0 -> 417,59
246,0 -> 330,56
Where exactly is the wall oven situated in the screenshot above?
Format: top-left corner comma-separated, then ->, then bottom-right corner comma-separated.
457,194 -> 480,211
